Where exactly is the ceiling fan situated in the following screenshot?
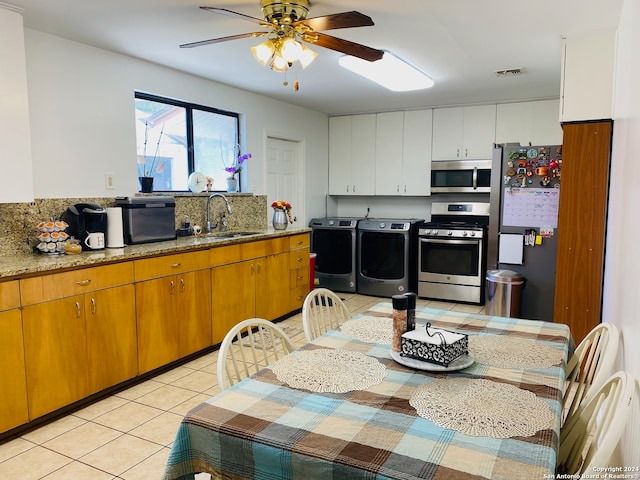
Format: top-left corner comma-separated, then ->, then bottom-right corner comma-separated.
180,1 -> 384,76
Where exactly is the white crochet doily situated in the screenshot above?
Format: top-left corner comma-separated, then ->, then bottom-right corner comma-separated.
340,317 -> 393,344
410,378 -> 555,438
271,349 -> 387,393
468,335 -> 564,369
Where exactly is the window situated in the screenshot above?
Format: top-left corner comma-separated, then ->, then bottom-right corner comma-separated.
134,92 -> 240,192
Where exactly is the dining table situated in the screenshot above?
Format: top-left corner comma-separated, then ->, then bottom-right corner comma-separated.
163,302 -> 572,480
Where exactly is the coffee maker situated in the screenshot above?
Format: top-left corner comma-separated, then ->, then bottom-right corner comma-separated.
62,203 -> 108,250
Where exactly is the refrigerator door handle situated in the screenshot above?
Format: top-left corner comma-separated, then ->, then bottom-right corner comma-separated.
472,167 -> 478,190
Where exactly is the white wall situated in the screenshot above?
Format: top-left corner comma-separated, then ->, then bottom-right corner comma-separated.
23,29 -> 329,224
603,0 -> 640,466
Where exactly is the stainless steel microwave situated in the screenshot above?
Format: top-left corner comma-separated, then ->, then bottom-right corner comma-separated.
430,160 -> 492,193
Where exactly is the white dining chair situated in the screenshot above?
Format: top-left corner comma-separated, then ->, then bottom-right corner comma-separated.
562,322 -> 619,427
217,318 -> 295,391
301,288 -> 351,342
557,370 -> 635,475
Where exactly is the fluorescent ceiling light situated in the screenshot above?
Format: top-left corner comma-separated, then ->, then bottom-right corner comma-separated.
338,51 -> 434,92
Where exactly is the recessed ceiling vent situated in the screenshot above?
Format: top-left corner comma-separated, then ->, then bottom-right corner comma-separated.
495,68 -> 526,77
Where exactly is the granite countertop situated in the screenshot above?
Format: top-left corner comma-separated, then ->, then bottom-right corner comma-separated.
0,227 -> 311,280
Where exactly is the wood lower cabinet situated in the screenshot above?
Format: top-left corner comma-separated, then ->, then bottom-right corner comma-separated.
20,263 -> 136,419
554,120 -> 612,344
0,281 -> 29,432
4,232 -> 309,435
211,236 -> 297,344
288,233 -> 310,311
86,284 -> 137,394
135,251 -> 212,374
23,296 -> 89,419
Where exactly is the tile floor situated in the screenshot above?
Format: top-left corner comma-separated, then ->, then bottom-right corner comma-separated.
0,293 -> 485,479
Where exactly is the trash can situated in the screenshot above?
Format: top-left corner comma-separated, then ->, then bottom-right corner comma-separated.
309,253 -> 317,290
486,270 -> 526,318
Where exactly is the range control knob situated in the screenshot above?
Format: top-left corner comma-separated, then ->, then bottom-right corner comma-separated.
447,230 -> 453,236
328,220 -> 335,226
470,231 -> 476,237
462,231 -> 468,237
379,223 -> 386,229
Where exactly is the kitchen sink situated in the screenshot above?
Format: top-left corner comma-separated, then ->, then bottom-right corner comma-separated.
204,231 -> 261,239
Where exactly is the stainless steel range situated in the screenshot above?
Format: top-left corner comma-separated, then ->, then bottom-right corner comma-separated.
418,202 -> 490,304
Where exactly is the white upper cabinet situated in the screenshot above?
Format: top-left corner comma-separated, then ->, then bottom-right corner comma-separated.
328,114 -> 375,195
496,100 -> 563,146
431,105 -> 496,161
560,28 -> 616,122
375,112 -> 404,196
0,6 -> 34,203
375,110 -> 432,196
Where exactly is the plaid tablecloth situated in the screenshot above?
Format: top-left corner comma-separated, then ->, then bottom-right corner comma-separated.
163,303 -> 571,480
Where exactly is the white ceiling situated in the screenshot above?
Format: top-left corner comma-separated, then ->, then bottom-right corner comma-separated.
10,0 -> 622,115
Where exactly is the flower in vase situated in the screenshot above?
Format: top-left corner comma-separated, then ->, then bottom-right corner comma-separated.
225,152 -> 251,179
271,200 -> 293,223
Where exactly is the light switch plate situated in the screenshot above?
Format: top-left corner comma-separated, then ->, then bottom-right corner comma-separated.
105,173 -> 115,190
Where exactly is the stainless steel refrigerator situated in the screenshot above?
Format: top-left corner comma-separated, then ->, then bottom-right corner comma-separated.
488,143 -> 562,321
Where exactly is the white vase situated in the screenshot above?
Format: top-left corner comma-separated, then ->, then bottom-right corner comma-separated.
272,210 -> 288,230
226,177 -> 238,193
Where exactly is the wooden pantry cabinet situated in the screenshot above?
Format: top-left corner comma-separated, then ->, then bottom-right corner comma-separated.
210,237 -> 293,344
134,250 -> 212,374
0,281 -> 29,432
20,263 -> 136,419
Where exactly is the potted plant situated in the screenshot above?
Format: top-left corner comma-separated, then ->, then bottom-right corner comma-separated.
224,150 -> 251,193
137,121 -> 165,193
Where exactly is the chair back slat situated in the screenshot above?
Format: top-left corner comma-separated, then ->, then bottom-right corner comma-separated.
217,318 -> 296,391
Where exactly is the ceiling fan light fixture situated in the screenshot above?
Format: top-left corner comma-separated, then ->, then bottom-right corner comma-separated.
338,51 -> 434,92
270,53 -> 289,72
298,44 -> 318,69
251,39 -> 276,66
280,37 -> 303,62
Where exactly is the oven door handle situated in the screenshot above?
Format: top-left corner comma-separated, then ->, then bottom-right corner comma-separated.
420,238 -> 481,246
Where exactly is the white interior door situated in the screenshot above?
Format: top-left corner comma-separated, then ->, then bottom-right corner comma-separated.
266,136 -> 302,226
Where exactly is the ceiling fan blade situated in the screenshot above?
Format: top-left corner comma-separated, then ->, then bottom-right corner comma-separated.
200,6 -> 271,27
312,33 -> 384,62
296,11 -> 374,31
180,32 -> 260,49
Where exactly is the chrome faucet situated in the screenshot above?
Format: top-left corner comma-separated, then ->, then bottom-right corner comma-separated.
206,193 -> 233,233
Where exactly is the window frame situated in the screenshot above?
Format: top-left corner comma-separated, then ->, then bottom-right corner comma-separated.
134,91 -> 241,192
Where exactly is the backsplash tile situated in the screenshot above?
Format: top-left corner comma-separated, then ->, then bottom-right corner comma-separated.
0,193 -> 267,257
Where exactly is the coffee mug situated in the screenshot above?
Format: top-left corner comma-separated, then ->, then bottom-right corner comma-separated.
192,224 -> 202,236
84,232 -> 105,249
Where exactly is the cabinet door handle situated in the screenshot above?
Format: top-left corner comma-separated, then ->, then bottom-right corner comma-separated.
250,264 -> 255,275
456,148 -> 460,158
353,185 -> 356,193
91,297 -> 96,315
170,280 -> 175,295
75,279 -> 91,286
75,301 -> 81,318
180,278 -> 185,293
257,262 -> 262,274
296,240 -> 303,246
170,263 -> 181,269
